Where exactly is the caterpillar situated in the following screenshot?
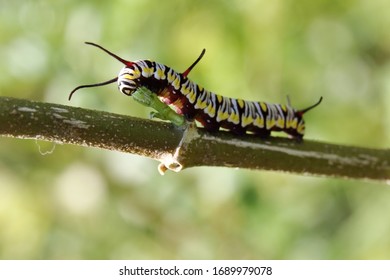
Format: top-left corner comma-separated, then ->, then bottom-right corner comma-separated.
69,42 -> 322,140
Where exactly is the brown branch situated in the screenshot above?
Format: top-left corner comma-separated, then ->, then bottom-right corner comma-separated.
0,96 -> 389,182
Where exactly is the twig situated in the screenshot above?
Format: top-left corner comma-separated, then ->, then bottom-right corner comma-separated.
0,96 -> 389,182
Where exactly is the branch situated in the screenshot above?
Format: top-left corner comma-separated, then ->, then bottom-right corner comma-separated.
1,96 -> 389,182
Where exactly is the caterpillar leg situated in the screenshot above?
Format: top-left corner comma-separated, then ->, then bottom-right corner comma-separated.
285,130 -> 304,142
250,128 -> 271,139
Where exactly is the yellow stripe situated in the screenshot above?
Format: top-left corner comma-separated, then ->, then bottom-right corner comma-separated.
260,102 -> 267,112
154,67 -> 166,80
217,110 -> 229,121
142,67 -> 154,77
277,117 -> 285,128
167,70 -> 176,83
123,74 -> 133,80
129,69 -> 140,78
266,118 -> 275,129
195,98 -> 207,109
237,99 -> 245,109
172,76 -> 181,90
228,111 -> 240,124
182,87 -> 190,96
233,113 -> 240,124
297,121 -> 305,134
290,118 -> 298,129
241,115 -> 253,127
285,119 -> 292,129
205,103 -> 216,117
181,81 -> 191,95
187,90 -> 196,103
194,90 -> 207,109
254,116 -> 264,128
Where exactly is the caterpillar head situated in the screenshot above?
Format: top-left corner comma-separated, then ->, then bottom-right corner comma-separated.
69,42 -> 139,100
117,66 -> 141,96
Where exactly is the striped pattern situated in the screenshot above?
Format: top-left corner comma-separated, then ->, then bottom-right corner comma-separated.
117,59 -> 318,139
70,43 -> 321,140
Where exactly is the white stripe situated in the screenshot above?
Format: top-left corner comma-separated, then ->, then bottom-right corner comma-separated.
254,102 -> 264,121
230,98 -> 240,124
153,63 -> 166,80
181,79 -> 190,94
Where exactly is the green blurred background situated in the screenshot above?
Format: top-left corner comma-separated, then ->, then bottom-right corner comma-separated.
0,0 -> 389,259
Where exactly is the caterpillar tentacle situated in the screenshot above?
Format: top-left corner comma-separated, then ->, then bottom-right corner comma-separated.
182,49 -> 206,77
68,77 -> 117,101
69,43 -> 322,140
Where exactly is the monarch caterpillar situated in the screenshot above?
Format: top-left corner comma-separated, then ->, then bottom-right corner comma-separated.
69,42 -> 322,140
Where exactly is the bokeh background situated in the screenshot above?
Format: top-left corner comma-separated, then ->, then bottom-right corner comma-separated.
0,0 -> 389,259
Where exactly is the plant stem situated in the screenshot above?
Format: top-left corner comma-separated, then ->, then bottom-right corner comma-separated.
0,96 -> 389,182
